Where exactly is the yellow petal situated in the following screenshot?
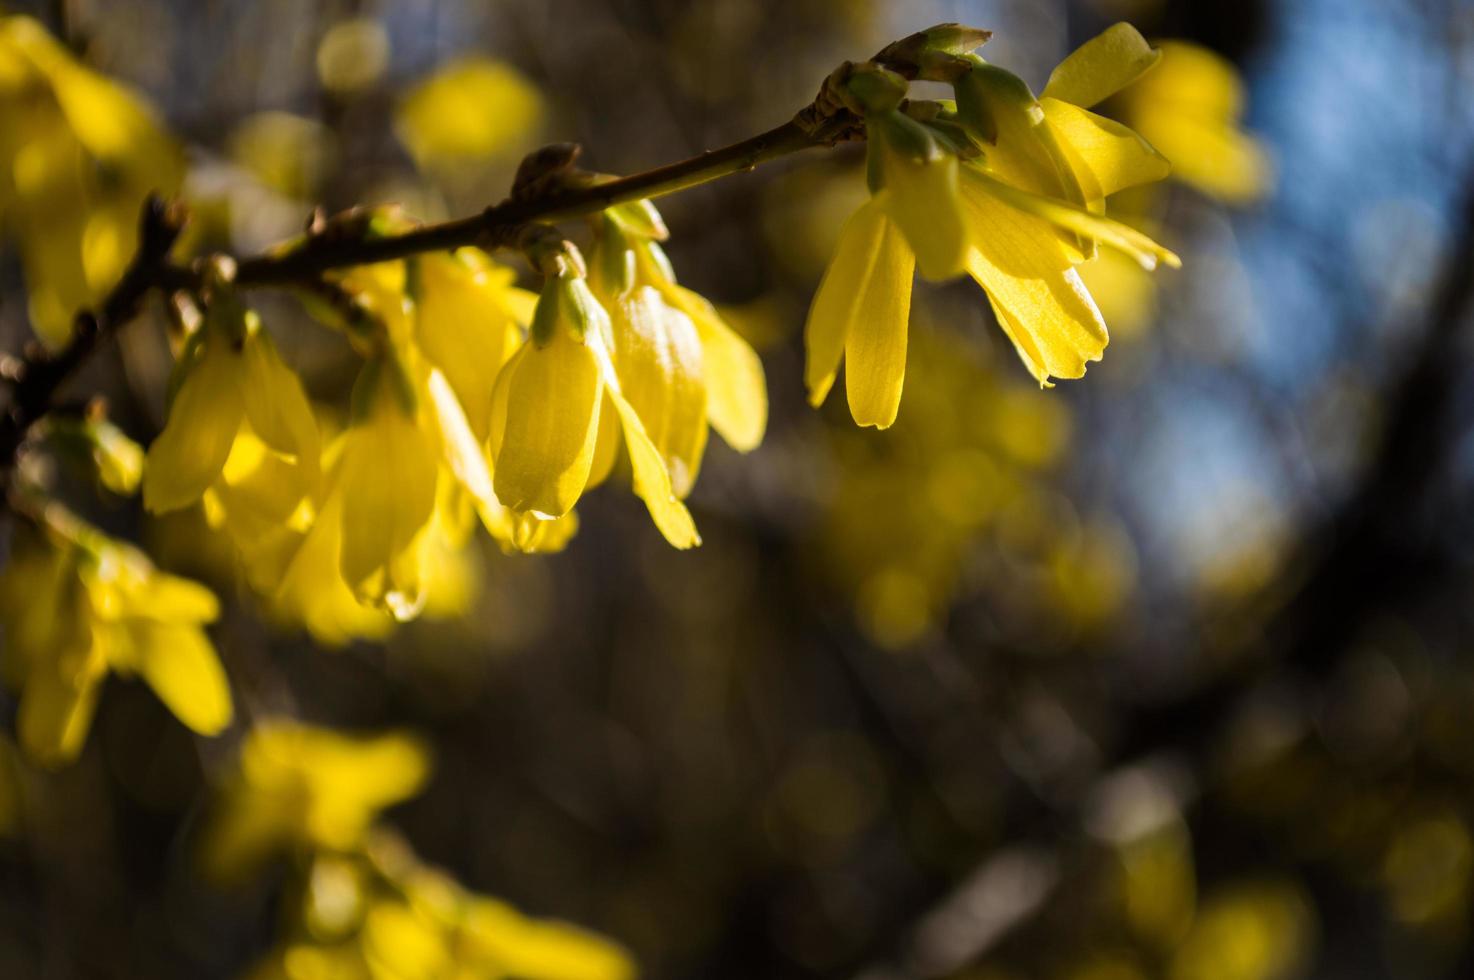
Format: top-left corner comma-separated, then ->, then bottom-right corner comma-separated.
590,333 -> 700,549
142,334 -> 246,513
583,392 -> 623,492
1130,106 -> 1271,204
879,145 -> 968,281
240,327 -> 321,485
415,251 -> 518,441
961,186 -> 1109,385
492,331 -> 603,519
273,487 -> 395,646
135,570 -> 221,624
1042,22 -> 1161,109
425,368 -> 496,512
338,382 -> 440,612
965,166 -> 1180,270
803,201 -> 915,427
133,622 -> 233,735
18,658 -> 102,768
609,287 -> 708,497
1041,97 -> 1171,203
653,281 -> 766,452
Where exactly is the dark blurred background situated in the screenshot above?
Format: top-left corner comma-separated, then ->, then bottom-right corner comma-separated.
3,0 -> 1474,978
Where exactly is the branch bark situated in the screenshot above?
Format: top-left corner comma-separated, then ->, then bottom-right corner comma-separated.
0,114 -> 860,490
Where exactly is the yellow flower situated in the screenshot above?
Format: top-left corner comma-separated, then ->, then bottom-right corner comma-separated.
1108,40 -> 1272,204
491,263 -> 699,549
412,249 -> 536,443
199,720 -> 429,881
0,514 -> 231,768
805,23 -> 1180,426
246,830 -> 635,980
587,203 -> 730,498
589,200 -> 767,455
332,353 -> 443,618
0,16 -> 183,343
143,295 -> 320,517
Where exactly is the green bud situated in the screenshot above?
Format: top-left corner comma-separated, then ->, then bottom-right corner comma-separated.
530,278 -> 563,348
606,199 -> 668,241
844,64 -> 909,114
875,23 -> 992,71
866,110 -> 947,195
592,214 -> 637,300
871,109 -> 945,166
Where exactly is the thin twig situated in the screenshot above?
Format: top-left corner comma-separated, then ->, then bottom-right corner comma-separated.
0,112 -> 861,490
0,197 -> 186,491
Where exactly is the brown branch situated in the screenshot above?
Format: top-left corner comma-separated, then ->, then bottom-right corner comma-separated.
0,113 -> 861,491
0,196 -> 186,492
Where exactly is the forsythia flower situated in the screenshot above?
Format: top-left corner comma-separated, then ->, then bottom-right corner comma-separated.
806,23 -> 1181,428
143,291 -> 320,518
0,513 -> 231,767
199,719 -> 429,880
246,831 -> 635,980
586,201 -> 772,459
490,246 -> 699,549
1108,40 -> 1273,204
586,199 -> 767,497
0,16 -> 184,343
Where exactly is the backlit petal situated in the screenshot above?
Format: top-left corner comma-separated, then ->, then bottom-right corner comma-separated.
1041,97 -> 1171,203
803,201 -> 915,427
590,333 -> 700,549
609,287 -> 708,498
142,334 -> 245,513
492,331 -> 603,519
961,184 -> 1109,385
880,145 -> 968,281
1042,22 -> 1160,109
654,281 -> 766,453
134,622 -> 233,735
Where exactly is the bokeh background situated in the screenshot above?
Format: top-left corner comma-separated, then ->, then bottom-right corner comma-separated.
3,0 -> 1474,977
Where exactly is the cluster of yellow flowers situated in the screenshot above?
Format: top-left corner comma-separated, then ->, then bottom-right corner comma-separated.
202,720 -> 633,980
806,23 -> 1180,428
139,201 -> 765,643
0,15 -> 183,344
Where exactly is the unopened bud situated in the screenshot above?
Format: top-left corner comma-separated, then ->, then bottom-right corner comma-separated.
875,23 -> 992,74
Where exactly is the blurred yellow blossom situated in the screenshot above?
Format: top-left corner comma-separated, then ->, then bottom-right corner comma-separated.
0,511 -> 231,768
317,18 -> 390,95
200,720 -> 429,881
1111,41 -> 1272,204
396,57 -> 543,172
0,15 -> 183,343
246,830 -> 635,980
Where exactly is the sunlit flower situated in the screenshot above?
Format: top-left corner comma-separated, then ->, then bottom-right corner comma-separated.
491,257 -> 700,549
586,202 -> 732,498
806,23 -> 1180,427
199,719 -> 429,881
590,200 -> 768,456
143,293 -> 320,517
0,513 -> 231,767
